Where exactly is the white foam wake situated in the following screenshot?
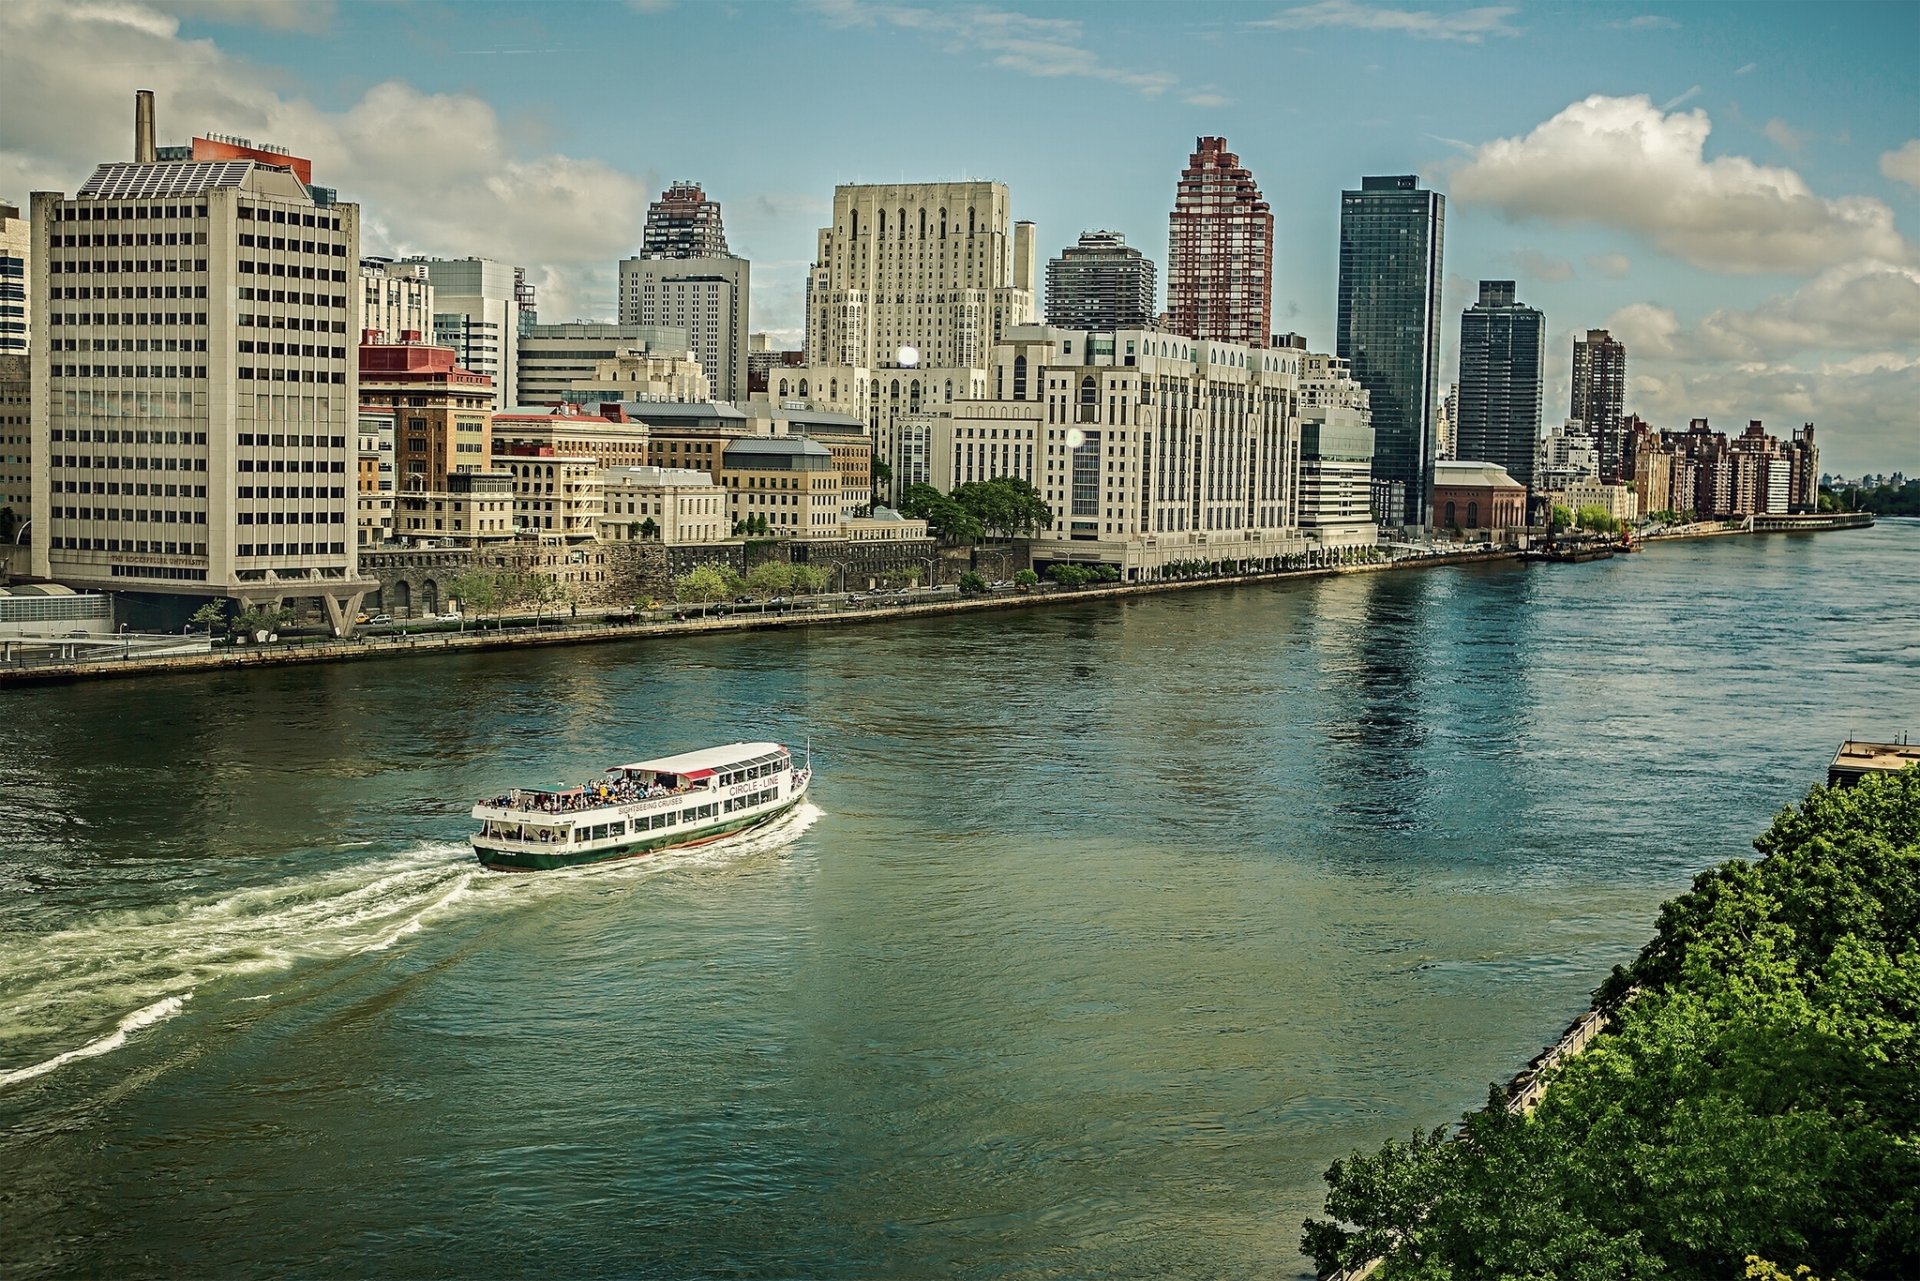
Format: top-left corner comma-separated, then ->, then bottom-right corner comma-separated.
0,993 -> 192,1089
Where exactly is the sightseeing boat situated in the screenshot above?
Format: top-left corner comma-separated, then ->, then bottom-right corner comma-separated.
471,741 -> 811,872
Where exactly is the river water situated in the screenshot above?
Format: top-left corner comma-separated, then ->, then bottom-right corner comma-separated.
2,523 -> 1915,1279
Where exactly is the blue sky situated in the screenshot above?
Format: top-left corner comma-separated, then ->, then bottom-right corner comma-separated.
3,0 -> 1916,473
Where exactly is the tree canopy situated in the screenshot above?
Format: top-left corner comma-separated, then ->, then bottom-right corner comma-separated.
898,477 -> 1051,543
1304,767 -> 1920,1281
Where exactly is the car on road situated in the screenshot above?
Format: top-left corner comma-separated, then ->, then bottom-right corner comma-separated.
368,613 -> 393,625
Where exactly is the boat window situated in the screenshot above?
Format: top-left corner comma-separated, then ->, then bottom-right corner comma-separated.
609,821 -> 626,837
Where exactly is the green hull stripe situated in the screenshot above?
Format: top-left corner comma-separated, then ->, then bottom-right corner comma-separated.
473,795 -> 804,872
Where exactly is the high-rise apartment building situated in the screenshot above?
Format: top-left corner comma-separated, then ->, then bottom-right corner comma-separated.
1167,137 -> 1274,347
618,182 -> 749,403
1045,231 -> 1156,331
1336,174 -> 1445,527
397,256 -> 520,410
1570,328 -> 1628,479
1297,351 -> 1377,548
640,182 -> 731,259
617,257 -> 748,403
1,201 -> 28,356
357,257 -> 433,344
30,92 -> 370,627
1455,280 -> 1545,490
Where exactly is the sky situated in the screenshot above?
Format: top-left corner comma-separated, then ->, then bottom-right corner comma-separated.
2,0 -> 1916,476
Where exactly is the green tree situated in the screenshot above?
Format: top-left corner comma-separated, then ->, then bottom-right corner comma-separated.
957,570 -> 987,595
189,600 -> 229,635
896,483 -> 943,521
871,457 -> 893,504
639,516 -> 660,540
951,476 -> 1053,538
1575,504 -> 1619,534
744,561 -> 793,597
1550,504 -> 1574,531
448,570 -> 499,620
674,564 -> 733,615
1013,568 -> 1039,589
789,564 -> 828,594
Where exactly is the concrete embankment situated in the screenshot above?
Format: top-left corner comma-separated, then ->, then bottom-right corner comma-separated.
0,548 -> 1520,687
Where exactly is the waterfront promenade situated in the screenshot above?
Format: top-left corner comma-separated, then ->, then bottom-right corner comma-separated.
0,548 -> 1517,686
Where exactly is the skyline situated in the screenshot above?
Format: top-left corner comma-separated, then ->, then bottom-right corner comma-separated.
2,0 -> 1915,474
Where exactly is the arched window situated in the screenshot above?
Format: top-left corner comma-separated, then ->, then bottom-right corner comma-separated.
830,378 -> 838,400
798,379 -> 809,397
919,208 -> 927,239
909,379 -> 921,409
1444,500 -> 1456,526
890,378 -> 900,397
899,208 -> 907,240
944,379 -> 953,402
968,207 -> 976,236
1467,501 -> 1479,527
850,209 -> 858,241
1013,355 -> 1028,399
1079,375 -> 1096,408
778,379 -> 789,397
877,209 -> 886,239
939,208 -> 947,239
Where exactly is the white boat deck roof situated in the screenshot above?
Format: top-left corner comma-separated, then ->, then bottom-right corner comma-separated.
610,741 -> 786,776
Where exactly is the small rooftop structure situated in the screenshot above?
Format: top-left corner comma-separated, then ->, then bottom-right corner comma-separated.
1828,739 -> 1920,788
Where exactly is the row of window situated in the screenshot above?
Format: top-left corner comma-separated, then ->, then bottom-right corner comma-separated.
110,564 -> 207,580
240,485 -> 347,499
52,339 -> 210,354
53,455 -> 205,472
55,232 -> 206,248
52,428 -> 208,444
236,542 -> 347,557
236,511 -> 346,524
237,459 -> 347,473
236,433 -> 348,448
55,535 -> 206,553
49,261 -> 210,280
236,369 -> 348,384
238,261 -> 348,283
54,204 -> 206,222
54,364 -> 211,380
236,235 -> 347,255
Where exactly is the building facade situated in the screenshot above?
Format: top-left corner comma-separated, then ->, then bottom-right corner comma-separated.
598,465 -> 727,546
1167,137 -> 1273,348
31,101 -> 370,627
357,257 -> 433,344
394,469 -> 514,545
492,446 -> 603,540
640,182 -> 731,259
616,257 -> 748,404
1297,352 -> 1376,547
492,403 -> 651,470
1570,328 -> 1627,480
357,336 -> 493,494
1629,418 -> 1819,518
0,200 -> 28,356
1432,460 -> 1526,534
516,321 -> 692,405
719,436 -> 841,538
1336,175 -> 1445,528
1045,231 -> 1156,331
1455,280 -> 1544,490
398,256 -> 520,410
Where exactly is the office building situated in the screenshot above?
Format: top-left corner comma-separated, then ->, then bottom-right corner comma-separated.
1455,280 -> 1544,490
617,256 -> 748,404
1046,231 -> 1156,331
516,321 -> 693,405
397,256 -> 521,410
1297,351 -> 1377,547
1,200 -> 28,356
30,91 -> 371,627
1336,174 -> 1445,527
1570,328 -> 1627,479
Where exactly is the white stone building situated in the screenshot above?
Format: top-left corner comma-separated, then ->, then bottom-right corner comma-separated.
597,465 -> 727,546
399,256 -> 520,410
357,257 -> 433,344
494,450 -> 603,540
1297,353 -> 1377,548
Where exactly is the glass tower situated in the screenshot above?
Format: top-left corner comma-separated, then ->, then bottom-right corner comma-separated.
1456,280 -> 1545,489
1336,175 -> 1445,527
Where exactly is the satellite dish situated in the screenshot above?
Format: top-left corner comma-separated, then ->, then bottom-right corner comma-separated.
897,345 -> 920,368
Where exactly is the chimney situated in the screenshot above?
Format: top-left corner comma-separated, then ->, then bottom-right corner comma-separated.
135,90 -> 156,163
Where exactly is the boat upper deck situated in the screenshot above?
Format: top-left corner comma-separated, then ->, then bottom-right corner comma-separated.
476,742 -> 796,821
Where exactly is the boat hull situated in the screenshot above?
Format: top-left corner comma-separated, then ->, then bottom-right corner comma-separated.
473,791 -> 807,872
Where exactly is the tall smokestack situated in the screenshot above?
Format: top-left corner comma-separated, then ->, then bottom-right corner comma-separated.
135,90 -> 156,163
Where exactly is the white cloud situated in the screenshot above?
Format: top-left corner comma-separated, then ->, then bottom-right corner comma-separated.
1603,264 -> 1920,472
0,0 -> 654,322
146,0 -> 333,32
1881,139 -> 1920,191
1511,248 -> 1574,282
1585,252 -> 1632,278
1763,118 -> 1810,153
1183,91 -> 1231,109
810,0 -> 1176,95
1734,61 -> 1757,75
1247,0 -> 1520,41
1452,94 -> 1912,274
1609,14 -> 1679,30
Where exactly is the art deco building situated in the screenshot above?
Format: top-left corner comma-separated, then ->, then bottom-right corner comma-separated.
640,183 -> 731,259
1336,175 -> 1445,527
619,182 -> 749,403
1570,328 -> 1628,479
1046,231 -> 1156,331
30,92 -> 371,627
1455,280 -> 1545,490
1167,137 -> 1273,347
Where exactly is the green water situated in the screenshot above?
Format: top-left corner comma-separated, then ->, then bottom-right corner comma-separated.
2,524 -> 1914,1278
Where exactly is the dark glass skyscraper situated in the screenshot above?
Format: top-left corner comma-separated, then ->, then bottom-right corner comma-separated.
1570,328 -> 1628,479
1337,175 -> 1445,527
1456,280 -> 1545,489
1046,231 -> 1156,331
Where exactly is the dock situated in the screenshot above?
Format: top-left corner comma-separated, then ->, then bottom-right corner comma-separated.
1828,739 -> 1920,788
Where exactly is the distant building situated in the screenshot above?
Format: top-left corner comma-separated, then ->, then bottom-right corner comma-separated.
1297,352 -> 1376,548
492,402 -> 651,471
1168,138 -> 1273,347
1435,381 -> 1457,462
1626,418 -> 1819,518
720,436 -> 841,538
517,321 -> 692,405
617,256 -> 748,404
0,355 -> 27,544
639,182 -> 730,259
1570,328 -> 1627,480
1535,418 -> 1599,494
394,469 -> 514,545
1337,175 -> 1445,527
1046,231 -> 1156,331
748,332 -> 805,395
1456,280 -> 1544,490
1432,460 -> 1526,535
598,465 -> 727,546
398,256 -> 522,409
357,258 -> 433,345
0,200 -> 28,356
358,335 -> 494,493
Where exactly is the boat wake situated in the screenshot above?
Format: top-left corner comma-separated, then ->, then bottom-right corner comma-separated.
0,842 -> 473,1093
0,803 -> 825,1092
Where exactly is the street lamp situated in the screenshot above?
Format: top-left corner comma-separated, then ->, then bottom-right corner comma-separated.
919,555 -> 938,590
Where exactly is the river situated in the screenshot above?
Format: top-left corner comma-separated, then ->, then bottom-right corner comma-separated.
2,522 -> 1915,1279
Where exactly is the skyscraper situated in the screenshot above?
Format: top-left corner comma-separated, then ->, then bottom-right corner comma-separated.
1570,328 -> 1628,479
31,91 -> 370,626
640,182 -> 730,259
619,181 -> 749,402
1455,280 -> 1545,490
398,256 -> 521,410
1046,231 -> 1156,331
1168,137 -> 1273,347
1336,175 -> 1445,527
0,200 -> 28,356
